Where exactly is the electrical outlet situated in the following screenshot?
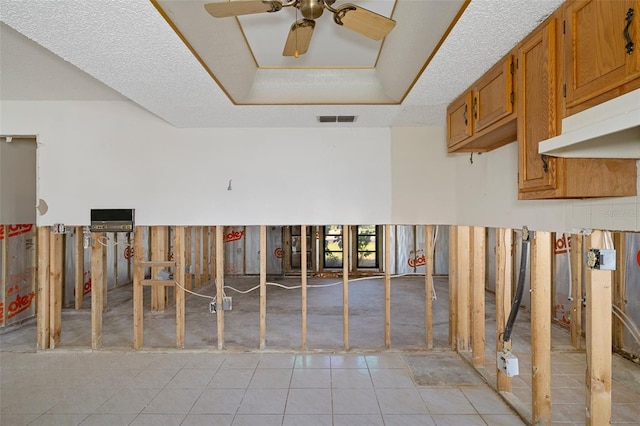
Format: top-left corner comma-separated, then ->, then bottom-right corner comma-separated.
587,249 -> 616,270
497,351 -> 519,377
223,297 -> 232,311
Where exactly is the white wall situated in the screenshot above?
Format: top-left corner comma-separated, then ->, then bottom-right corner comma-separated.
390,127 -> 456,224
1,101 -> 392,226
0,137 -> 36,224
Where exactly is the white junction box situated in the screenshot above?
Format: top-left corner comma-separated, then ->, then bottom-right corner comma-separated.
497,351 -> 519,377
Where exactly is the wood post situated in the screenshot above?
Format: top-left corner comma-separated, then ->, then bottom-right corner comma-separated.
456,226 -> 471,351
343,225 -> 349,350
216,226 -> 224,350
133,228 -> 144,349
613,232 -> 626,349
112,232 -> 118,288
174,226 -> 185,349
472,226 -> 486,367
301,225 -> 308,350
37,226 -> 50,350
495,228 -> 513,392
260,225 -> 267,349
195,226 -> 201,288
74,226 -> 84,309
384,224 -> 391,349
449,225 -> 458,350
211,226 -> 216,280
531,230 -> 552,424
425,225 -> 433,349
570,233 -> 583,349
203,227 -> 210,283
585,230 -> 612,426
91,232 -> 106,350
49,233 -> 63,348
150,227 -> 167,311
185,226 -> 192,290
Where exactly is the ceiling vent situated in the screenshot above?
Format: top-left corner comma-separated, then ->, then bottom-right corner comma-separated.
317,115 -> 357,123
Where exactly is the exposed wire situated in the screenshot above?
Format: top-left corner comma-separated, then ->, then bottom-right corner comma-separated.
173,280 -> 216,301
565,233 -> 573,302
431,225 -> 439,301
223,274 -> 412,295
612,305 -> 640,348
604,230 -> 614,250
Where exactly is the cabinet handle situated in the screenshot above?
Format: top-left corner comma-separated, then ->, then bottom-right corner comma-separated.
463,104 -> 468,125
625,8 -> 635,55
541,154 -> 549,173
472,97 -> 478,119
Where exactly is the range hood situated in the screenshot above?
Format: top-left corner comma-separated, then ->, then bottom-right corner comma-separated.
539,89 -> 640,159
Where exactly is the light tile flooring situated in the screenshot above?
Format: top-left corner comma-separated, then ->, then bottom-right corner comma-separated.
0,351 -> 525,426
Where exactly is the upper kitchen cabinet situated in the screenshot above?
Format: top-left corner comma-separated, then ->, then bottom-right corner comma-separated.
446,55 -> 517,153
564,0 -> 640,116
517,10 -> 638,199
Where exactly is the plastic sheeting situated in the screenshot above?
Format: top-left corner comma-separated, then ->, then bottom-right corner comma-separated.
388,225 -> 447,276
624,233 -> 640,356
225,226 -> 283,276
0,224 -> 36,327
553,233 -> 573,325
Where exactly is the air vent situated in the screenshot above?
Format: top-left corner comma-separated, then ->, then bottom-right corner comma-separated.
317,115 -> 357,123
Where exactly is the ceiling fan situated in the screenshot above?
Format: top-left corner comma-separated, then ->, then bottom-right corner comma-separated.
204,0 -> 396,57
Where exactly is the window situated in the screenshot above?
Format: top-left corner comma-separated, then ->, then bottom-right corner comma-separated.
356,225 -> 378,268
289,226 -> 312,270
323,225 -> 343,268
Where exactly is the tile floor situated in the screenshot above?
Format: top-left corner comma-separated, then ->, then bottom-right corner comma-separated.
0,351 -> 525,426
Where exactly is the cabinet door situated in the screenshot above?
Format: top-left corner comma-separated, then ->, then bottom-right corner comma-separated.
564,0 -> 640,110
446,91 -> 473,150
473,56 -> 514,133
518,19 -> 559,194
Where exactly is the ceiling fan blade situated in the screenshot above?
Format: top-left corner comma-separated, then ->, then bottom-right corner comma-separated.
283,19 -> 315,57
204,1 -> 282,18
333,4 -> 396,41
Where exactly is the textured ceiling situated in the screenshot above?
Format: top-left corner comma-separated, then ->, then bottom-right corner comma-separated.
0,0 -> 565,128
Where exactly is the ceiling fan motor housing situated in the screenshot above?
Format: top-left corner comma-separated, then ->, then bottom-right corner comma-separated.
300,0 -> 324,20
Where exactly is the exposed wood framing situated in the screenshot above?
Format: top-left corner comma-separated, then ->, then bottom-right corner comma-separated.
74,226 -> 84,309
127,232 -> 132,283
185,226 -> 192,290
211,226 -> 216,280
456,226 -> 471,351
613,232 -> 626,349
301,225 -> 308,350
260,225 -> 267,349
102,234 -> 107,311
112,232 -> 118,288
91,232 -> 106,350
203,226 -> 210,283
174,226 -> 185,348
37,226 -> 51,350
585,230 -> 612,426
570,233 -> 584,349
195,226 -> 202,288
343,225 -> 349,350
150,227 -> 167,311
531,230 -> 552,424
425,225 -> 434,349
495,228 -> 513,392
133,228 -> 144,349
449,225 -> 458,350
216,226 -> 225,350
472,226 -> 486,366
1,225 -> 8,327
49,233 -> 63,348
283,227 -> 291,273
384,224 -> 391,349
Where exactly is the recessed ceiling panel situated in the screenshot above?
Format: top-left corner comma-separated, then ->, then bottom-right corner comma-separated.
153,0 -> 467,105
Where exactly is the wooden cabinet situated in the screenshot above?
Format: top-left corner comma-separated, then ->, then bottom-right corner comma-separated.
564,0 -> 640,116
446,56 -> 517,153
517,13 -> 638,199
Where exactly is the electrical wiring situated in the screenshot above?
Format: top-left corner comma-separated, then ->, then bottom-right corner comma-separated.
222,274 -> 412,295
431,225 -> 439,301
173,280 -> 216,301
612,304 -> 640,348
566,233 -> 573,302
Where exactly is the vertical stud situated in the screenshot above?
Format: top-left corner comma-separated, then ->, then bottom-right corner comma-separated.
216,226 -> 225,350
174,226 -> 185,349
49,232 -> 63,348
585,230 -> 612,426
449,226 -> 458,349
384,224 -> 391,349
260,225 -> 267,350
425,225 -> 434,349
531,230 -> 552,424
472,226 -> 486,366
91,232 -> 105,350
301,225 -> 308,350
495,228 -> 513,392
343,225 -> 349,350
74,226 -> 84,310
133,228 -> 144,349
456,226 -> 471,351
570,233 -> 583,349
37,226 -> 51,350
